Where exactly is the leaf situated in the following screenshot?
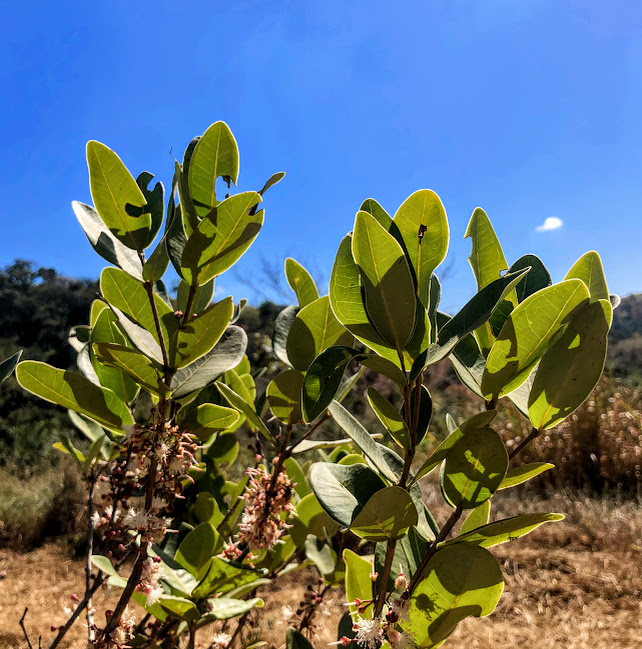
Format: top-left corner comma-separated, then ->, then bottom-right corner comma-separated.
204,597 -> 263,620
393,190 -> 449,306
159,596 -> 199,622
90,307 -> 140,402
172,297 -> 234,368
187,121 -> 239,217
448,513 -> 565,548
258,171 -> 286,197
564,251 -> 609,302
440,426 -> 508,510
450,334 -> 485,399
367,387 -> 410,449
350,486 -> 418,541
93,343 -> 164,396
308,462 -> 386,527
481,279 -> 590,400
16,361 -> 133,432
411,411 -> 497,485
285,258 -> 319,308
305,535 -> 336,575
175,522 -> 220,576
528,299 -> 612,430
86,141 -> 151,250
91,555 -> 118,577
291,437 -> 375,454
407,544 -> 503,647
217,381 -> 274,443
352,211 -> 417,351
72,201 -> 144,279
286,628 -> 315,649
110,305 -> 164,365
328,400 -> 398,482
267,369 -> 304,424
302,346 -> 356,423
328,234 -> 401,366
360,197 -> 393,229
165,195 -> 188,280
191,493 -> 223,527
135,171 -> 164,246
287,296 -> 352,372
171,326 -> 247,398
284,457 -> 310,498
509,254 -> 552,302
181,404 -> 240,442
272,305 -> 299,366
181,192 -> 263,286
100,267 -> 176,350
290,492 -> 340,546
498,463 -> 554,489
459,501 -> 491,536
465,207 -> 512,354
0,350 -> 21,385
343,549 -> 374,617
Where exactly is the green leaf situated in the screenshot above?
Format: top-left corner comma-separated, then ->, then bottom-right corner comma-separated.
204,597 -> 263,620
481,279 -> 589,400
411,411 -> 497,485
329,234 -> 401,366
458,501 -> 491,536
564,251 -> 609,302
285,258 -> 319,308
448,513 -> 564,548
16,361 -> 133,433
328,400 -> 398,482
267,369 -> 304,425
0,350 -> 21,385
286,628 -> 315,649
286,296 -> 352,372
302,346 -> 356,422
258,171 -> 286,197
72,201 -> 144,279
350,486 -> 418,541
441,426 -> 508,510
284,457 -> 310,498
343,549 -> 374,617
393,190 -> 449,306
291,437 -> 376,454
91,555 -> 118,577
449,334 -> 485,399
181,404 -> 240,442
217,380 -> 274,443
90,306 -> 140,402
181,192 -> 263,286
187,121 -> 239,217
159,596 -> 199,622
367,387 -> 410,449
172,297 -> 234,368
86,141 -> 151,250
93,343 -> 164,396
191,493 -> 223,527
352,211 -> 417,351
305,535 -> 336,576
135,171 -> 164,246
510,254 -> 552,303
100,267 -> 176,350
109,305 -> 164,365
290,492 -> 340,547
465,207 -> 512,354
407,544 -> 503,648
308,462 -> 386,527
498,463 -> 554,489
175,522 -> 220,576
528,299 -> 612,430
171,326 -> 247,398
165,194 -> 188,280
272,305 -> 299,366
360,197 -> 393,229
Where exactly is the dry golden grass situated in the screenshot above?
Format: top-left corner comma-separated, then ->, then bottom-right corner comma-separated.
2,492 -> 640,649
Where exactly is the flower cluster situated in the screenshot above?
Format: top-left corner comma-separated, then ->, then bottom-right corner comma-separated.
136,556 -> 164,606
234,463 -> 295,551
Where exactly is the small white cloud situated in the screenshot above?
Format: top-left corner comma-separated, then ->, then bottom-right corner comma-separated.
535,217 -> 563,232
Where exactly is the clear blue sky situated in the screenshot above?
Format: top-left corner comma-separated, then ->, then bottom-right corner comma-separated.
2,1 -> 641,311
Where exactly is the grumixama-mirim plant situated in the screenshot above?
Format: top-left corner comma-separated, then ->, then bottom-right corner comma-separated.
7,122 -> 616,649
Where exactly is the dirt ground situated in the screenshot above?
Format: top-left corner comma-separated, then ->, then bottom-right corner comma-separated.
1,512 -> 641,649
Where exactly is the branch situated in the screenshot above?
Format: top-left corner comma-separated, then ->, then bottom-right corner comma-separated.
20,608 -> 34,649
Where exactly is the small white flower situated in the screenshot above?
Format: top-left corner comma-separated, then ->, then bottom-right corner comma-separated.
387,629 -> 415,649
352,616 -> 384,649
123,507 -> 150,530
389,598 -> 410,623
211,632 -> 232,647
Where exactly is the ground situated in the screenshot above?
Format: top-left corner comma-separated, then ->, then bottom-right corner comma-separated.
1,496 -> 641,649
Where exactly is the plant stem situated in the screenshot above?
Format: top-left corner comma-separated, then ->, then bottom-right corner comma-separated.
143,280 -> 171,373
287,413 -> 331,453
509,426 -> 540,461
407,505 -> 463,596
373,539 -> 397,617
85,472 -> 96,647
181,284 -> 198,327
19,608 -> 34,649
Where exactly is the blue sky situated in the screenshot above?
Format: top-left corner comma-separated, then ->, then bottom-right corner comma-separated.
2,1 -> 642,311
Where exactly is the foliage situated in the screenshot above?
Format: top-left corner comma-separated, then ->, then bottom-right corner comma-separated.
6,122 -> 616,649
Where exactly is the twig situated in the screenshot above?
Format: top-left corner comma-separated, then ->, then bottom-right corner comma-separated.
20,608 -> 34,649
85,473 -> 96,647
509,427 -> 540,461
